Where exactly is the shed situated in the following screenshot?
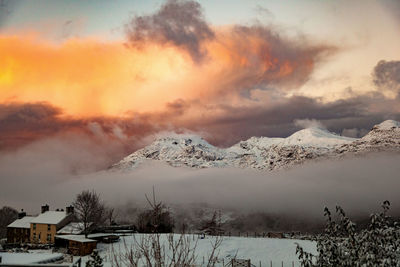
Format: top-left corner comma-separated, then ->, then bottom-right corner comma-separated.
266,232 -> 284,238
55,235 -> 97,256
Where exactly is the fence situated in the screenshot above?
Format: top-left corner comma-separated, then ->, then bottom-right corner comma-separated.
186,231 -> 311,240
196,256 -> 302,267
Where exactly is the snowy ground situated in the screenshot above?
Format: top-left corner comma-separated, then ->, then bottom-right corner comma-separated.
83,234 -> 316,267
0,251 -> 63,264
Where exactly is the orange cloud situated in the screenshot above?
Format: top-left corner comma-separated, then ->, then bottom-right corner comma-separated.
0,26 -> 328,118
0,34 -> 193,116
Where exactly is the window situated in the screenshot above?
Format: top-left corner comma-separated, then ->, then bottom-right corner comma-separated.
47,234 -> 51,242
33,233 -> 36,240
38,233 -> 41,241
33,223 -> 36,230
47,224 -> 51,231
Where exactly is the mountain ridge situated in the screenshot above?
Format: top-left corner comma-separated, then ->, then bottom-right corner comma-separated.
111,120 -> 400,171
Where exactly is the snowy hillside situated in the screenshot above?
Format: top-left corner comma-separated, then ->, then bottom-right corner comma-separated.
111,120 -> 400,171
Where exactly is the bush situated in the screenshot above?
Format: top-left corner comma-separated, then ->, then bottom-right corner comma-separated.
86,249 -> 103,267
296,201 -> 400,266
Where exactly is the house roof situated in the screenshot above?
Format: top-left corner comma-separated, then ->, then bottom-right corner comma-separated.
57,222 -> 90,235
7,216 -> 36,229
31,211 -> 69,225
55,235 -> 96,243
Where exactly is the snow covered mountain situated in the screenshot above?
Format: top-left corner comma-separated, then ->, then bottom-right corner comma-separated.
111,120 -> 400,171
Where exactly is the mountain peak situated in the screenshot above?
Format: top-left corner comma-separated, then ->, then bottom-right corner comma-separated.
373,120 -> 400,130
283,127 -> 355,147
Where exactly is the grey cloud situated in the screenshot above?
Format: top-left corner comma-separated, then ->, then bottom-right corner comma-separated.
0,0 -> 21,29
214,25 -> 334,94
293,119 -> 326,129
373,60 -> 400,94
341,128 -> 370,138
125,0 -> 215,63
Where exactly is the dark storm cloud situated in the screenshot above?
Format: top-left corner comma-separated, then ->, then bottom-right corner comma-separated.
0,102 -> 80,149
0,102 -> 156,159
2,89 -> 400,157
373,60 -> 400,94
170,94 -> 400,146
125,0 -> 215,63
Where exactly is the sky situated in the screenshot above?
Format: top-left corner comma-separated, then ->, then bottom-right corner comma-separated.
1,0 -> 400,150
1,1 -> 400,212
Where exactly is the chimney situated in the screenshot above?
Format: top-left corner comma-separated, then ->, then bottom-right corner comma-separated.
41,204 -> 49,214
66,205 -> 74,214
18,209 -> 26,219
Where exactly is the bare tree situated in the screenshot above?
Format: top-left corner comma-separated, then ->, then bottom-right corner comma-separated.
110,233 -> 223,267
110,187 -> 223,267
0,206 -> 18,238
106,207 -> 117,226
73,190 -> 106,237
200,211 -> 224,236
137,187 -> 174,233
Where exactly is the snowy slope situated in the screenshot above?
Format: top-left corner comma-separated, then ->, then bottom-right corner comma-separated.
111,120 -> 400,171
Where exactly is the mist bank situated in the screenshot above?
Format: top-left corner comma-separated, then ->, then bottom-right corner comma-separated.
0,136 -> 399,222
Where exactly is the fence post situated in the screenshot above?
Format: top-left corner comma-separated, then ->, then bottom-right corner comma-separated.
292,261 -> 294,267
282,261 -> 283,267
259,260 -> 261,267
270,260 -> 272,267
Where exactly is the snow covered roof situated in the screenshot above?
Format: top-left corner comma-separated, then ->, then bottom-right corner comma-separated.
87,233 -> 116,238
31,211 -> 69,225
7,216 -> 36,229
55,234 -> 96,243
57,222 -> 89,235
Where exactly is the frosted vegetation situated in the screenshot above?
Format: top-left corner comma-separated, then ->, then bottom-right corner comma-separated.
296,201 -> 400,266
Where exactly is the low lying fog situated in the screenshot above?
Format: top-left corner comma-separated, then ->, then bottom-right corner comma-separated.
1,136 -> 399,220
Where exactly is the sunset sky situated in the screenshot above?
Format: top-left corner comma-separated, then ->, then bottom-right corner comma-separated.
1,0 -> 400,157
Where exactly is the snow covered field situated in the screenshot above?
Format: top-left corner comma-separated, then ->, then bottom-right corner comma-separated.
91,234 -> 316,267
0,251 -> 63,264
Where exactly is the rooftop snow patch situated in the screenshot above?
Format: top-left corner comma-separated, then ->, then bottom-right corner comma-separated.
57,222 -> 89,235
55,234 -> 96,243
7,216 -> 35,229
31,211 -> 69,225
